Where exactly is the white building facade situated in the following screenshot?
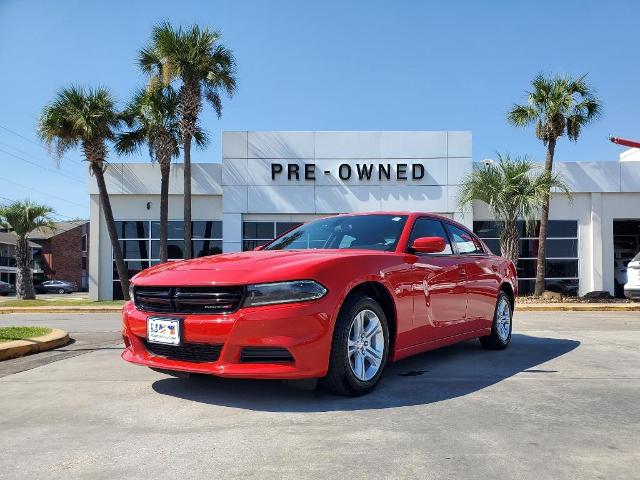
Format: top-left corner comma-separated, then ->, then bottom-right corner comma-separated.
88,131 -> 640,300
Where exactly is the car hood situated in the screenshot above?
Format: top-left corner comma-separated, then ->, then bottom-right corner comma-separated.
132,249 -> 392,286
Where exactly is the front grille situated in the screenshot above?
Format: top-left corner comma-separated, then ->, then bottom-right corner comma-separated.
240,347 -> 294,363
135,286 -> 245,314
144,340 -> 223,363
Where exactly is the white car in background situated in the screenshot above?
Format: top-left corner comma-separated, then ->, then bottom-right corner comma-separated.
624,252 -> 640,300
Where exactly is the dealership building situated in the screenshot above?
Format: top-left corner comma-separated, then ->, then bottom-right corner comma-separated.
88,131 -> 640,300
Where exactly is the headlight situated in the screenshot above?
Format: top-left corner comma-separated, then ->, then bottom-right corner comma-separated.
243,280 -> 327,307
129,283 -> 135,302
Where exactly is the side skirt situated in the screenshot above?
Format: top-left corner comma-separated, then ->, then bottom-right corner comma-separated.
390,328 -> 491,362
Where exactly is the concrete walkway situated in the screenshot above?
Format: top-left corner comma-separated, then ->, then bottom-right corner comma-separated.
0,311 -> 638,479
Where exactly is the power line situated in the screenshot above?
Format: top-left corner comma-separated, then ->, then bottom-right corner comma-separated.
0,140 -> 86,174
0,147 -> 85,184
0,124 -> 43,149
0,177 -> 87,209
0,123 -> 84,165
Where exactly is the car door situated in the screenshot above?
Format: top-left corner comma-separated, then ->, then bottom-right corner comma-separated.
444,222 -> 498,332
407,217 -> 468,344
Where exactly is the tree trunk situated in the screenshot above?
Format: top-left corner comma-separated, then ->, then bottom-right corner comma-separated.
15,237 -> 35,300
92,161 -> 130,300
178,82 -> 200,260
534,137 -> 557,296
183,133 -> 192,259
159,159 -> 170,263
500,220 -> 520,266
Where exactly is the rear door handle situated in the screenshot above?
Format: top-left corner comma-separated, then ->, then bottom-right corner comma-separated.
459,268 -> 466,276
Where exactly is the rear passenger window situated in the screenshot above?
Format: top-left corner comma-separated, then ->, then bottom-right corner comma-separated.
446,223 -> 484,254
408,218 -> 453,254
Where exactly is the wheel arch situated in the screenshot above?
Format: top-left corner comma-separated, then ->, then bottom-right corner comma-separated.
340,281 -> 398,355
499,281 -> 515,310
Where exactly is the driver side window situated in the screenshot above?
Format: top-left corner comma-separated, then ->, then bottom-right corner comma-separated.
408,218 -> 453,254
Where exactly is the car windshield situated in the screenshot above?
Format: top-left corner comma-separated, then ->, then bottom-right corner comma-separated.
264,215 -> 408,252
633,252 -> 640,262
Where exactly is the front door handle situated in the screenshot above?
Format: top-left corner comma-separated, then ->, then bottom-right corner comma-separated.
459,268 -> 466,277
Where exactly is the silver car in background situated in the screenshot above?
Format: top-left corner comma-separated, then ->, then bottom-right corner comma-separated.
0,280 -> 12,296
35,280 -> 78,294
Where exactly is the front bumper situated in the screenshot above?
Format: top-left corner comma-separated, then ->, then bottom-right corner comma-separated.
121,299 -> 335,379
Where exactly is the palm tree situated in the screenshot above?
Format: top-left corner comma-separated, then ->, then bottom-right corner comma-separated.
139,21 -> 237,259
508,73 -> 601,295
0,200 -> 55,300
38,86 -> 130,300
458,153 -> 571,266
116,86 -> 207,262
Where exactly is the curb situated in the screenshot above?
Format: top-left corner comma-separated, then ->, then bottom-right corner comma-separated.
0,328 -> 70,361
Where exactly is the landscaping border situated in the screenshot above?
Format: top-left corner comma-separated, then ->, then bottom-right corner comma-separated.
0,306 -> 124,314
0,328 -> 70,361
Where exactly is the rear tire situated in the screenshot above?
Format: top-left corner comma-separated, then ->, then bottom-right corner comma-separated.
480,291 -> 512,350
320,295 -> 389,396
57,288 -> 65,294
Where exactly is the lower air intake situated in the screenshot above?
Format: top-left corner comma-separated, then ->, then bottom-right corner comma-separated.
240,347 -> 294,363
144,341 -> 223,363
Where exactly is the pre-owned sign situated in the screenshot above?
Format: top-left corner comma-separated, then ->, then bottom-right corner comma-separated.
271,163 -> 425,181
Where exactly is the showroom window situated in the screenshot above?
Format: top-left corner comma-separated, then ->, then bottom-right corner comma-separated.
242,221 -> 302,251
473,220 -> 579,296
112,220 -> 222,299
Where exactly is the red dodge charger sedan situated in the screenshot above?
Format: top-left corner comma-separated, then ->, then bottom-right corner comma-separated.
122,212 -> 517,395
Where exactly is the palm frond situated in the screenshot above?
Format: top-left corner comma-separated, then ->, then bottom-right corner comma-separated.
192,125 -> 209,148
508,72 -> 602,143
38,85 -> 121,164
458,153 -> 571,235
116,84 -> 183,162
114,128 -> 147,156
507,104 -> 537,127
0,200 -> 56,238
138,21 -> 237,123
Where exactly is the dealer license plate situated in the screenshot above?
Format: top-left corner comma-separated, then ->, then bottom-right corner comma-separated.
147,317 -> 181,345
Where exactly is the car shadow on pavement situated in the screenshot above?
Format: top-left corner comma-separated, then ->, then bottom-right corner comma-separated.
151,334 -> 579,412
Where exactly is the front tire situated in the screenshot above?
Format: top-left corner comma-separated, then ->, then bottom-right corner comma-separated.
480,290 -> 512,350
320,295 -> 389,396
57,288 -> 65,294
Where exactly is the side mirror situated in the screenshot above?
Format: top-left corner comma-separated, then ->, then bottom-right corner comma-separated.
411,236 -> 446,254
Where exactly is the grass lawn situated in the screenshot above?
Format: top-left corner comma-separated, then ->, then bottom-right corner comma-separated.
0,300 -> 126,307
0,326 -> 52,343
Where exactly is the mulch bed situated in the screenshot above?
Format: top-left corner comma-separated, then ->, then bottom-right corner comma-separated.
518,295 -> 632,304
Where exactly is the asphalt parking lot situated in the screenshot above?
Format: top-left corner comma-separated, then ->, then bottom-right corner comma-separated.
0,311 -> 638,479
